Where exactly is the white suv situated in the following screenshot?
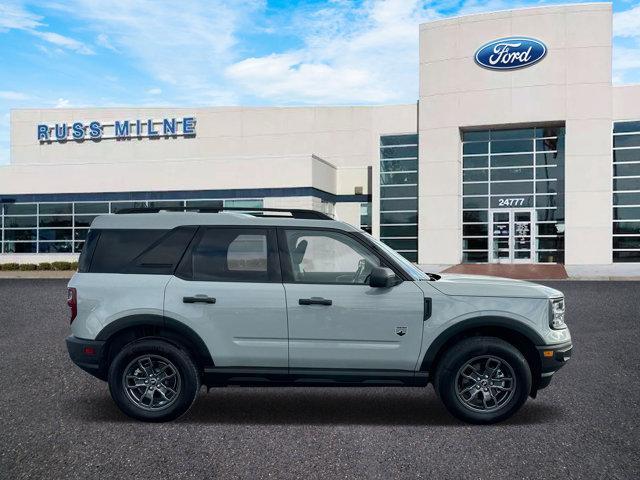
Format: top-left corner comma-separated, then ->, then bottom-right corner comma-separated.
66,207 -> 572,423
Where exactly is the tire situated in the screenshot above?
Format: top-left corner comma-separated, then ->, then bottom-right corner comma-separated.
108,338 -> 200,422
434,336 -> 531,424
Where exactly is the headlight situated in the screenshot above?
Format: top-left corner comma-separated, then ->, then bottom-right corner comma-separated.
549,297 -> 566,330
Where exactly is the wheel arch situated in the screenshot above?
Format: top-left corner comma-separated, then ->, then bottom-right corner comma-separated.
96,314 -> 214,371
420,316 -> 543,393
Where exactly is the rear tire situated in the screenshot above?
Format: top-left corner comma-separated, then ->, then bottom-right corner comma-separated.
108,339 -> 200,422
434,336 -> 531,424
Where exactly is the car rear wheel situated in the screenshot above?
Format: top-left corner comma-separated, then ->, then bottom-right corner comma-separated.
108,339 -> 200,422
434,336 -> 531,424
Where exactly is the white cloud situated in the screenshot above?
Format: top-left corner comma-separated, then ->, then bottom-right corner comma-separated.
0,2 -> 42,31
613,5 -> 640,38
0,91 -> 30,101
146,88 -> 162,95
226,0 -> 440,104
31,30 -> 94,55
96,32 -> 117,51
54,98 -> 70,108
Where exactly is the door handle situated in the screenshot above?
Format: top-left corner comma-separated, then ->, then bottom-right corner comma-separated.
299,297 -> 332,306
183,295 -> 216,304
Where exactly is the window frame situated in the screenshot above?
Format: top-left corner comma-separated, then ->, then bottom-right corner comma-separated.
175,226 -> 281,283
276,227 -> 407,285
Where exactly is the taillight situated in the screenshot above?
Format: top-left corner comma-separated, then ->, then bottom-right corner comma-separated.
67,288 -> 77,324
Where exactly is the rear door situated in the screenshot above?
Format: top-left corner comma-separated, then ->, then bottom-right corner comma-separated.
164,226 -> 288,368
280,228 -> 425,372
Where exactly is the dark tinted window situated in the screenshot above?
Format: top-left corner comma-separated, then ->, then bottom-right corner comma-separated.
89,229 -> 166,273
124,227 -> 197,275
78,230 -> 100,272
178,228 -> 278,282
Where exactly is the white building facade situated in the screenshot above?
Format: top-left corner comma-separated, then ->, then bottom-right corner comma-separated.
1,3 -> 639,271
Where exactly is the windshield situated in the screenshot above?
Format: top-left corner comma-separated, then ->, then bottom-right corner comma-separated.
359,231 -> 429,280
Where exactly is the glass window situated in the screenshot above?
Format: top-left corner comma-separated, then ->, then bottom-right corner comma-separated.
39,242 -> 73,253
536,180 -> 558,194
380,212 -> 417,224
284,230 -> 380,284
613,237 -> 640,249
380,134 -> 418,146
536,223 -> 561,235
491,168 -> 534,181
380,159 -> 417,172
180,228 -> 276,282
463,183 -> 488,195
463,224 -> 488,236
39,203 -> 72,215
4,229 -> 37,241
536,137 -> 562,151
536,152 -> 561,165
381,239 -> 418,251
613,251 -> 640,262
536,208 -> 563,222
110,202 -> 147,213
74,215 -> 98,228
537,251 -> 564,263
491,154 -> 534,168
463,238 -> 488,250
463,197 -> 488,209
185,200 -> 224,208
492,140 -> 533,154
463,210 -> 488,223
380,146 -> 418,159
463,156 -> 488,168
147,201 -> 184,209
614,192 -> 640,205
613,150 -> 640,163
463,169 -> 488,182
491,182 -> 534,195
224,199 -> 264,209
380,172 -> 418,185
90,229 -> 167,273
613,178 -> 640,191
613,135 -> 640,149
125,227 -> 197,275
3,204 -> 36,215
535,126 -> 564,138
39,229 -> 73,241
380,185 -> 418,198
4,216 -> 37,228
613,222 -> 640,234
462,131 -> 489,141
463,251 -> 488,262
614,207 -> 640,220
3,242 -> 37,253
74,229 -> 89,241
613,121 -> 640,133
614,163 -> 640,177
380,198 -> 418,211
74,202 -> 109,214
39,216 -> 72,228
491,128 -> 534,140
380,225 -> 418,237
463,142 -> 488,155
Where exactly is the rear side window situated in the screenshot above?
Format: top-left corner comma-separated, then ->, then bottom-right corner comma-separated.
88,228 -> 195,274
177,227 -> 279,282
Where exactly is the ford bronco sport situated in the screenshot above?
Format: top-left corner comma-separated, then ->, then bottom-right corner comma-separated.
66,207 -> 572,424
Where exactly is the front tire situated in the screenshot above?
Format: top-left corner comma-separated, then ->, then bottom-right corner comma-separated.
108,339 -> 200,422
434,336 -> 531,424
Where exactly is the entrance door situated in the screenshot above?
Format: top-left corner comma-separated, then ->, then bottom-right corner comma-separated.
489,209 -> 535,263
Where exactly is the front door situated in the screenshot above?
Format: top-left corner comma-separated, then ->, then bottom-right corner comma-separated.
279,228 -> 425,372
489,209 -> 536,263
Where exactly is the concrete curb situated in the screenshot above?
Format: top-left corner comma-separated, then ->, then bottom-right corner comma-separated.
0,271 -> 75,279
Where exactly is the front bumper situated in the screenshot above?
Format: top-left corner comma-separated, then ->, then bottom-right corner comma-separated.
65,335 -> 107,380
535,340 -> 572,390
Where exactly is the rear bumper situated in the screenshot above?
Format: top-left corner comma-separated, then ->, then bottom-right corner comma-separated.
535,340 -> 572,390
65,335 -> 107,380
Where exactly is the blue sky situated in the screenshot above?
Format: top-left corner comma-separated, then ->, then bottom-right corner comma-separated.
1,0 -> 639,165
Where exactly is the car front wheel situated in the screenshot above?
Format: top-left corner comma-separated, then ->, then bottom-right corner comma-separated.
434,336 -> 532,424
108,339 -> 200,422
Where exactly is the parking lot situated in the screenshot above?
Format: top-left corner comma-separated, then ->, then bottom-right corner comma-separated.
0,279 -> 638,479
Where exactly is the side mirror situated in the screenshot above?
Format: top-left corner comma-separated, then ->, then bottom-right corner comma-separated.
369,267 -> 397,288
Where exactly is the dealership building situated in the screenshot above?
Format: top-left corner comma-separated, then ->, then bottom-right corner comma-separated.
1,3 -> 639,272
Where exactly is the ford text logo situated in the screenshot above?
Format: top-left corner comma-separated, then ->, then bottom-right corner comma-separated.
475,37 -> 546,70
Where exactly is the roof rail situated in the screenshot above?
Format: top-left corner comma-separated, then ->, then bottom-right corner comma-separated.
114,206 -> 333,220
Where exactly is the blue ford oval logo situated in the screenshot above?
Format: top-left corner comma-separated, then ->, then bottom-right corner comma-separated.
475,37 -> 547,70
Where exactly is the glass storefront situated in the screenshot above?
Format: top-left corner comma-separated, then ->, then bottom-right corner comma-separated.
613,121 -> 640,263
461,126 -> 565,263
379,134 -> 419,262
0,198 -> 263,254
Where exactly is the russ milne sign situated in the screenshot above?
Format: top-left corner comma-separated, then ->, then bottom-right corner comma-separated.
475,37 -> 546,70
37,117 -> 196,142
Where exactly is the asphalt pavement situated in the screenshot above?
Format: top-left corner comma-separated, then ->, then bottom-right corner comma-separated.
0,279 -> 638,479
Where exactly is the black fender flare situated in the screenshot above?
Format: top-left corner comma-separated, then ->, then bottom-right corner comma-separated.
420,315 -> 545,372
95,314 -> 214,367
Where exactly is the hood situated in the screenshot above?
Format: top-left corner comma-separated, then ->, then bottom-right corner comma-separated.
428,274 -> 562,299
